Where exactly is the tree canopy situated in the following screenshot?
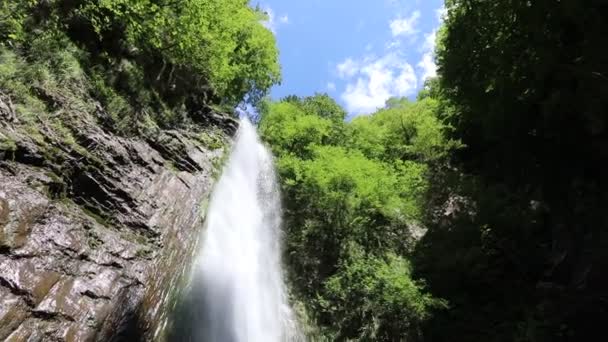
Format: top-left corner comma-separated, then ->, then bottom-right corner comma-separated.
0,0 -> 281,131
78,0 -> 280,105
259,94 -> 451,340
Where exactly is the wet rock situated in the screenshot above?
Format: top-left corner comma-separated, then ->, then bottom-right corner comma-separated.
0,108 -> 232,340
191,106 -> 239,135
0,259 -> 61,306
0,288 -> 28,340
0,181 -> 49,250
0,198 -> 8,245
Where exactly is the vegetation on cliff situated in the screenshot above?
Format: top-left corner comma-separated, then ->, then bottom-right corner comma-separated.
0,0 -> 279,133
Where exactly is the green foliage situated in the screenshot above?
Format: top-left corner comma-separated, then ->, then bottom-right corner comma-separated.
259,94 -> 453,339
0,0 -> 34,47
284,93 -> 347,123
278,145 -> 421,278
196,130 -> 226,150
0,26 -> 100,135
77,0 -> 280,106
414,1 -> 608,341
0,0 -> 281,133
259,100 -> 335,158
348,97 -> 458,163
0,132 -> 17,156
323,246 -> 447,341
0,49 -> 30,101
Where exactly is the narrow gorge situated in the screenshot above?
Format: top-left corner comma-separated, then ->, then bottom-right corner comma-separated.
1,0 -> 607,341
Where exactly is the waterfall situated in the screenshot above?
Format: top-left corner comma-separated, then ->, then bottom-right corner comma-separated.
170,118 -> 301,341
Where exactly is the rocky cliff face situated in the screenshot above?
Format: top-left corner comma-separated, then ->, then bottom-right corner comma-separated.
0,94 -> 237,341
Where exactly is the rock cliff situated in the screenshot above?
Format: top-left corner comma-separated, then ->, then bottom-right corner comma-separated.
0,93 -> 236,341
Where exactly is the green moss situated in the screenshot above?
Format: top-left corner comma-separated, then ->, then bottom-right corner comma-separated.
81,206 -> 111,227
211,149 -> 229,180
0,132 -> 16,160
138,113 -> 161,136
23,125 -> 47,145
86,229 -> 104,249
40,146 -> 62,164
0,132 -> 16,152
165,161 -> 180,174
195,130 -> 226,150
57,198 -> 110,229
43,171 -> 67,199
135,246 -> 154,259
47,119 -> 105,166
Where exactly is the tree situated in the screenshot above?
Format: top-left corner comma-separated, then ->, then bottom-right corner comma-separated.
348,97 -> 457,163
259,95 -> 451,340
415,1 -> 608,341
77,0 -> 281,106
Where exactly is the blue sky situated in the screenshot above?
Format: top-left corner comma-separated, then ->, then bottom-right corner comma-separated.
258,0 -> 446,116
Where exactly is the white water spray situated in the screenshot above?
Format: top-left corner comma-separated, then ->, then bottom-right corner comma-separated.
186,118 -> 301,341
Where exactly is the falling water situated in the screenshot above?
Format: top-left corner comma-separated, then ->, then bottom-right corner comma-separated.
171,118 -> 301,341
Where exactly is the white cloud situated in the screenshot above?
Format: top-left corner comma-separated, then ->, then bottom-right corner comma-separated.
417,52 -> 436,83
389,11 -> 421,37
421,30 -> 437,53
261,7 -> 289,34
337,58 -> 359,78
416,4 -> 445,85
337,54 -> 417,115
327,82 -> 336,91
330,5 -> 446,112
